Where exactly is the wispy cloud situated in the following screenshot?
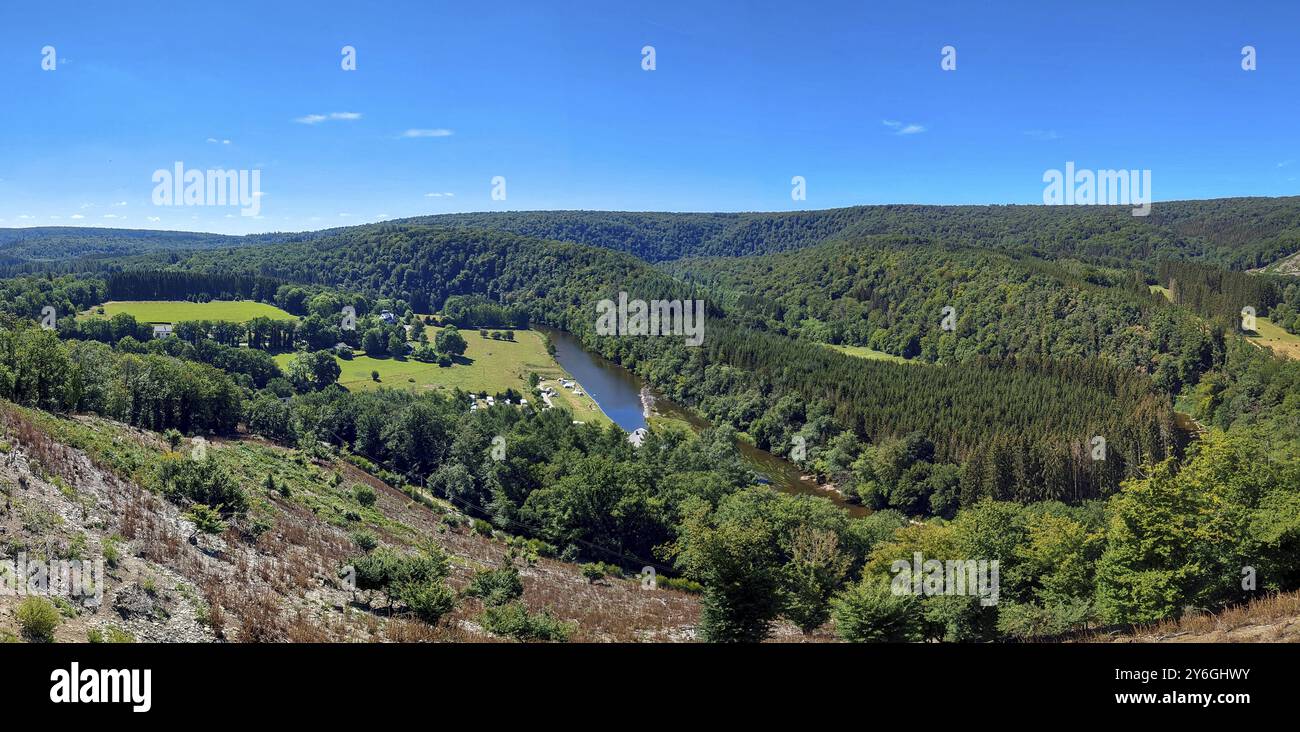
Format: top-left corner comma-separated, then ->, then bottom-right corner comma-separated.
1278,160 -> 1294,168
206,137 -> 232,145
70,213 -> 85,220
295,111 -> 363,125
1024,129 -> 1061,140
882,120 -> 926,135
400,128 -> 454,138
424,192 -> 456,197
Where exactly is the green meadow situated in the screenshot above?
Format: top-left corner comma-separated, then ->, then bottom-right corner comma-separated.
822,343 -> 912,364
1248,317 -> 1300,361
275,324 -> 613,425
94,300 -> 294,323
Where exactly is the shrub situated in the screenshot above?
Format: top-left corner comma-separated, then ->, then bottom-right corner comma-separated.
351,530 -> 379,552
102,535 -> 122,569
185,503 -> 228,534
580,564 -> 605,584
348,545 -> 455,625
465,562 -> 524,607
396,580 -> 456,625
480,602 -> 574,642
353,484 -> 377,507
471,518 -> 493,537
16,597 -> 60,642
155,454 -> 248,515
655,575 -> 704,594
88,626 -> 135,644
830,577 -> 923,643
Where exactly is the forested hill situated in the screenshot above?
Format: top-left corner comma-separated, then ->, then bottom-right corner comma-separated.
395,196 -> 1300,270
10,195 -> 1300,273
145,223 -> 1177,506
0,227 -> 241,260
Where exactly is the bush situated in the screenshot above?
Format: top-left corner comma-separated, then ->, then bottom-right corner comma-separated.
353,484 -> 377,507
348,545 -> 455,625
465,562 -> 524,607
471,518 -> 494,537
185,503 -> 228,534
88,626 -> 135,644
480,602 -> 574,642
830,577 -> 923,643
396,580 -> 456,625
16,596 -> 60,642
102,535 -> 123,569
580,564 -> 605,584
351,530 -> 379,552
155,454 -> 248,515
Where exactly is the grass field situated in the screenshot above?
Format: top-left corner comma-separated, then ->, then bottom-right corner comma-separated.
1247,317 -> 1300,360
275,325 -> 613,425
822,343 -> 912,364
92,300 -> 295,323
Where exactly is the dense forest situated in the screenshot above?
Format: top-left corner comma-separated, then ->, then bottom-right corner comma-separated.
2,198 -> 1299,642
391,196 -> 1300,270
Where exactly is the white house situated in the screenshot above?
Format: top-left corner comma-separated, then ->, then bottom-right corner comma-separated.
151,324 -> 174,339
379,310 -> 398,325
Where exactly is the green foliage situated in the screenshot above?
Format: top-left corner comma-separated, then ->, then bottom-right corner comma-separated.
351,530 -> 379,552
348,545 -> 456,626
155,454 -> 248,515
465,561 -> 524,607
185,503 -> 228,534
16,596 -> 60,642
830,577 -> 923,643
353,483 -> 377,507
479,602 -> 574,642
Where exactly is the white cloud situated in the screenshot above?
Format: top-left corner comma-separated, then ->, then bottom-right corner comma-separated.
1278,160 -> 1294,168
112,201 -> 127,207
295,111 -> 362,125
401,128 -> 454,138
18,214 -> 33,220
70,213 -> 85,219
339,213 -> 353,217
882,120 -> 926,135
424,192 -> 455,197
147,216 -> 161,222
206,137 -> 232,145
102,214 -> 120,219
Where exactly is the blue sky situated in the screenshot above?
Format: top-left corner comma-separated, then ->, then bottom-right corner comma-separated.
1,0 -> 1297,234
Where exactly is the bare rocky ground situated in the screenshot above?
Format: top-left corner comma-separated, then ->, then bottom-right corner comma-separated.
0,408 -> 838,643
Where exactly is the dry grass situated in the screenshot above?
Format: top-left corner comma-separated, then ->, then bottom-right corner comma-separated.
1088,591 -> 1300,643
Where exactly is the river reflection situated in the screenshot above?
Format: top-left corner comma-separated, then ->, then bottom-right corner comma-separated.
536,326 -> 865,515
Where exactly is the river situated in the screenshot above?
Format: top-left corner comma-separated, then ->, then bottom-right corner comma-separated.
537,326 -> 866,515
